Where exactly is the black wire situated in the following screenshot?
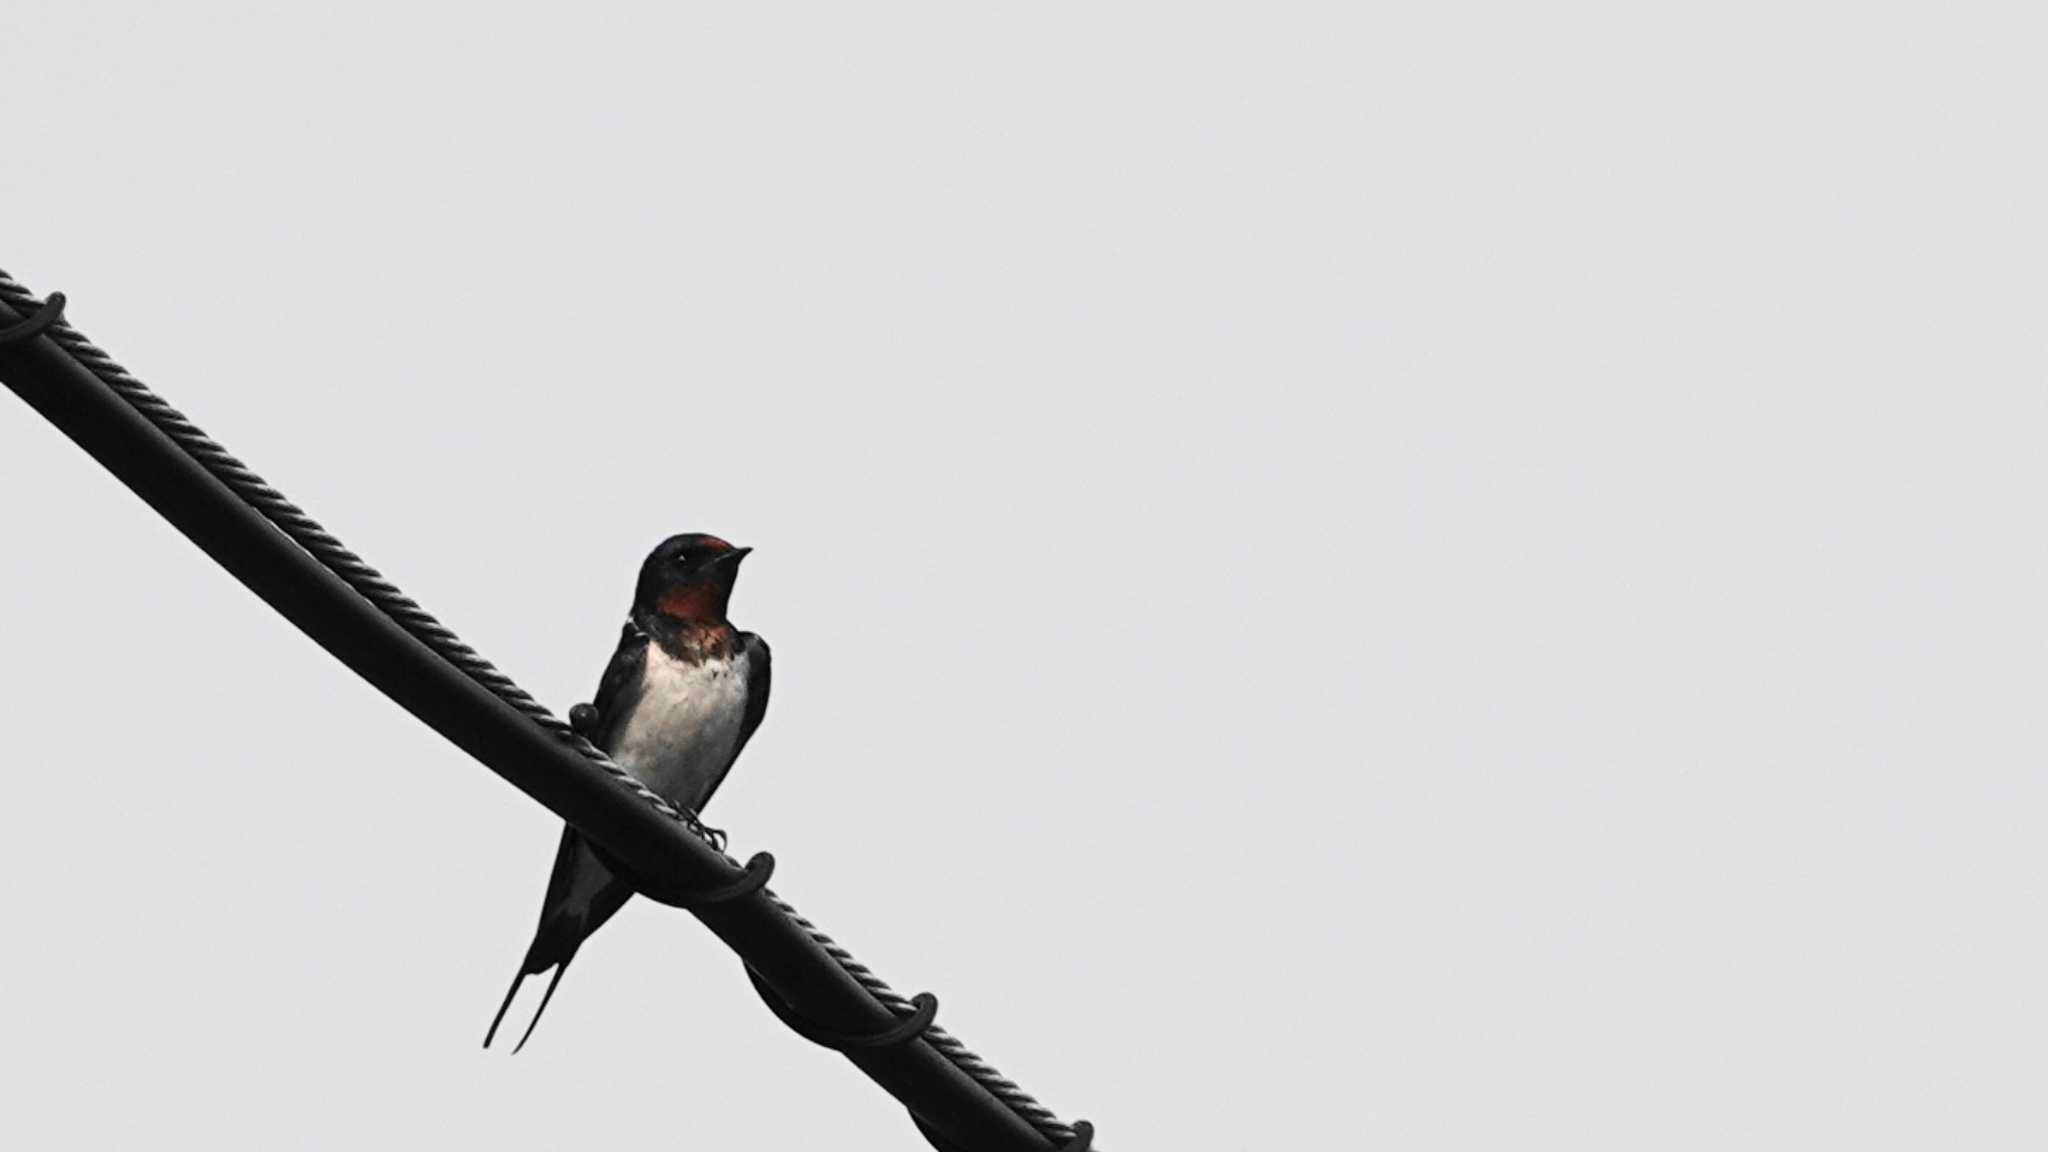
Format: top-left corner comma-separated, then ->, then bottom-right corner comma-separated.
0,275 -> 1095,1152
642,851 -> 776,909
0,291 -> 64,346
748,966 -> 940,1050
917,1115 -> 1097,1152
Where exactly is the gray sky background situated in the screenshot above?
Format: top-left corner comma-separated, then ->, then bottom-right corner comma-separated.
3,4 -> 2043,1149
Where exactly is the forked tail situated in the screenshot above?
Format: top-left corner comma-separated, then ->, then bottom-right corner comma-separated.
483,827 -> 635,1052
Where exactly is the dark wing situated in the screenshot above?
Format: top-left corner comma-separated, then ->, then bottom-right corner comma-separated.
483,622 -> 651,1051
733,632 -> 772,759
587,621 -> 651,751
691,633 -> 770,810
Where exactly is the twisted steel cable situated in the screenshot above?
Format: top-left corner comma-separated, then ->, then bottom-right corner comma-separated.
0,270 -> 1084,1148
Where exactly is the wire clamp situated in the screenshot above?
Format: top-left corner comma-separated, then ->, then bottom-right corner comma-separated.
748,965 -> 940,1050
643,851 -> 775,909
912,1113 -> 1096,1151
0,292 -> 66,347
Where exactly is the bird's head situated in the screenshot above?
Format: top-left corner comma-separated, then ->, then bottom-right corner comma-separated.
634,533 -> 752,624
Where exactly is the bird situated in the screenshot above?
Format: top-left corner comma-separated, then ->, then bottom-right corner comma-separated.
484,533 -> 771,1052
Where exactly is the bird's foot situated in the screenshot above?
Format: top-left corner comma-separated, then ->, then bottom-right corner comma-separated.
686,816 -> 729,855
567,702 -> 601,739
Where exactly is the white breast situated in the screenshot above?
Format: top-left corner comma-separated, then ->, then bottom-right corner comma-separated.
608,645 -> 751,811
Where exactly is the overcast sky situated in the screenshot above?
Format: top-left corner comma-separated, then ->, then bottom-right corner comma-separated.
3,4 -> 2044,1149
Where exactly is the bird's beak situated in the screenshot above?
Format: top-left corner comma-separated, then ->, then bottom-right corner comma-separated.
701,546 -> 751,577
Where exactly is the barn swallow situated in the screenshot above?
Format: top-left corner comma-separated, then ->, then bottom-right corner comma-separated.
485,534 -> 771,1052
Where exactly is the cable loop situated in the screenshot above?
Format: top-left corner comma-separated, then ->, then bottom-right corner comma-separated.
747,965 -> 939,1051
912,1113 -> 1095,1151
0,292 -> 65,347
640,851 -> 775,909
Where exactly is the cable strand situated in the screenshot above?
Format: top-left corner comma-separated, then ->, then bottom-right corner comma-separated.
0,272 -> 1085,1149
